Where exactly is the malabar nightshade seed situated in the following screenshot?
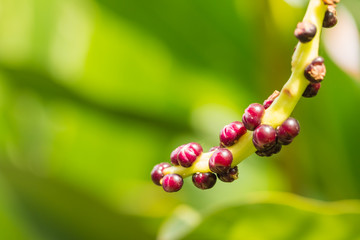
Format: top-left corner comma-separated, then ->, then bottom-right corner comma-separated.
276,117 -> 300,145
252,125 -> 277,151
242,103 -> 265,131
151,162 -> 171,186
323,5 -> 337,28
303,83 -> 321,98
162,174 -> 183,192
217,166 -> 239,182
209,148 -> 233,174
294,21 -> 317,43
177,142 -> 203,168
220,121 -> 247,147
304,57 -> 326,83
192,172 -> 217,190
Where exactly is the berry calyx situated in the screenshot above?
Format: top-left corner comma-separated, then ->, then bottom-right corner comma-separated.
162,174 -> 183,192
242,103 -> 265,131
192,172 -> 217,190
217,166 -> 239,182
304,57 -> 326,83
263,90 -> 280,109
220,121 -> 247,147
303,83 -> 321,98
323,5 -> 337,28
256,143 -> 282,157
170,144 -> 185,165
276,117 -> 300,145
294,21 -> 317,43
252,125 -> 277,151
151,162 -> 171,186
177,142 -> 203,168
323,0 -> 340,5
209,148 -> 233,174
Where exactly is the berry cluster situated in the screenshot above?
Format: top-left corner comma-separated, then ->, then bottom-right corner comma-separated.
150,0 -> 340,193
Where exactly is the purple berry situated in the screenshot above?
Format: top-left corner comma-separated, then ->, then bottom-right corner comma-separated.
242,103 -> 265,131
304,57 -> 326,83
276,117 -> 300,145
303,83 -> 321,98
170,144 -> 185,165
217,166 -> 238,182
192,172 -> 217,190
323,5 -> 337,28
209,148 -> 233,174
252,124 -> 277,151
256,143 -> 282,157
177,142 -> 203,168
294,21 -> 317,43
263,90 -> 280,109
162,174 -> 183,192
220,121 -> 247,147
151,162 -> 171,186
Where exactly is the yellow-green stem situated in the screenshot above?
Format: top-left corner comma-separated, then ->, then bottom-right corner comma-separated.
164,0 -> 327,178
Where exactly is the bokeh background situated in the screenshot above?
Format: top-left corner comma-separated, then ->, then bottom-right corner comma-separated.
0,0 -> 360,239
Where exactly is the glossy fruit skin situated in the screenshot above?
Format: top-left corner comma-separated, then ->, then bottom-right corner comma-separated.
209,148 -> 233,174
294,21 -> 317,43
252,125 -> 277,151
170,144 -> 185,165
276,118 -> 300,145
209,146 -> 220,152
256,143 -> 282,157
304,57 -> 326,83
303,83 -> 321,98
177,142 -> 203,168
162,174 -> 183,192
323,5 -> 337,28
192,172 -> 217,190
217,166 -> 238,182
220,121 -> 247,147
242,103 -> 265,131
151,162 -> 171,186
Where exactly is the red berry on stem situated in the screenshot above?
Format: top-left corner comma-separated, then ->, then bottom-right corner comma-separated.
323,5 -> 337,28
217,166 -> 239,182
162,174 -> 183,192
276,117 -> 300,145
294,21 -> 317,43
252,125 -> 277,151
242,103 -> 265,131
177,142 -> 203,168
151,162 -> 171,186
303,83 -> 321,98
220,121 -> 247,147
170,144 -> 185,165
192,172 -> 217,190
209,148 -> 233,174
304,57 -> 326,83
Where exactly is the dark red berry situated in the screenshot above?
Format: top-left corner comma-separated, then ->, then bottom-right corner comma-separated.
323,5 -> 337,28
220,121 -> 247,147
217,166 -> 238,182
263,90 -> 280,109
294,21 -> 317,43
304,57 -> 326,83
303,83 -> 321,98
151,162 -> 171,186
242,103 -> 265,131
252,125 -> 277,151
209,148 -> 233,174
170,144 -> 185,165
162,174 -> 183,192
276,117 -> 300,145
256,143 -> 282,157
177,142 -> 203,168
192,172 -> 217,190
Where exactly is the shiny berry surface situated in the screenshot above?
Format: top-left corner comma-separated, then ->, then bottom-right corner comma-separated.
192,172 -> 217,190
242,103 -> 265,131
162,174 -> 183,192
177,142 -> 203,168
151,162 -> 171,186
220,121 -> 247,147
323,5 -> 337,28
303,83 -> 321,98
252,125 -> 277,150
217,166 -> 238,182
294,21 -> 317,43
170,144 -> 184,165
209,148 -> 233,174
276,117 -> 300,145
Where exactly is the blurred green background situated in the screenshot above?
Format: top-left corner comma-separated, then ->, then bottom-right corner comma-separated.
0,0 -> 359,239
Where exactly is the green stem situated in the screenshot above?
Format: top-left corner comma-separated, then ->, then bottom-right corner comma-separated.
164,0 -> 327,178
